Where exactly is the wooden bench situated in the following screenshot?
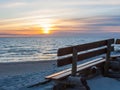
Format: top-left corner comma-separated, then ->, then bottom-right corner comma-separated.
45,38 -> 115,81
116,39 -> 120,44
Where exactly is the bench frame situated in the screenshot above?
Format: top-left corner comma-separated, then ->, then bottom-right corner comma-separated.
46,38 -> 120,81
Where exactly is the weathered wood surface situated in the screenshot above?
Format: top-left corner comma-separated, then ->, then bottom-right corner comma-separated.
46,58 -> 105,80
46,38 -> 115,81
104,39 -> 112,75
110,54 -> 120,59
57,47 -> 114,66
72,48 -> 78,76
116,39 -> 120,44
46,58 -> 103,79
58,39 -> 114,56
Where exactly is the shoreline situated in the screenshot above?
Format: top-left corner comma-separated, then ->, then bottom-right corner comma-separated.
0,60 -> 57,89
0,59 -> 56,64
0,57 -> 120,89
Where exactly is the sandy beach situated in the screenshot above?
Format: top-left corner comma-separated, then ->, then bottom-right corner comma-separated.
0,50 -> 120,90
0,60 -> 56,77
0,59 -> 120,90
0,60 -> 57,90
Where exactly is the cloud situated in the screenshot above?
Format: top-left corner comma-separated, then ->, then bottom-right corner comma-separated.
52,15 -> 120,33
0,15 -> 120,33
1,0 -> 120,9
0,2 -> 27,8
59,0 -> 120,6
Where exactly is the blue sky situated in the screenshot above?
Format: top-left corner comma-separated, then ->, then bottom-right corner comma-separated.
0,0 -> 120,37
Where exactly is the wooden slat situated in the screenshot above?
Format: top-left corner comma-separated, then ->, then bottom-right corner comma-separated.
58,38 -> 114,56
46,57 -> 103,79
57,47 -> 114,66
52,59 -> 105,80
116,39 -> 120,44
110,54 -> 120,59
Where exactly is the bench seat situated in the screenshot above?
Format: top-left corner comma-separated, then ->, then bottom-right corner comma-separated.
46,58 -> 105,80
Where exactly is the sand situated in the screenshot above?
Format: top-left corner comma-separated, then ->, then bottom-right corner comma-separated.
0,60 -> 120,90
0,60 -> 56,77
0,60 -> 57,90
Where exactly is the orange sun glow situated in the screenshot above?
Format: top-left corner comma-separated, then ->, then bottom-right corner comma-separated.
40,23 -> 52,34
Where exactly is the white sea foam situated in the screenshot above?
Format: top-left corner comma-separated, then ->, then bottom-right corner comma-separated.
0,36 -> 101,62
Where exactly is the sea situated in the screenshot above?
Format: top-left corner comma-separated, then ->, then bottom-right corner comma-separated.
0,35 -> 119,62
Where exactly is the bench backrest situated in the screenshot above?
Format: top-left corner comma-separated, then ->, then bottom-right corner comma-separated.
57,38 -> 114,76
116,39 -> 120,44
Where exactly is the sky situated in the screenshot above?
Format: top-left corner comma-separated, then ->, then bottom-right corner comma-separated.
0,0 -> 120,37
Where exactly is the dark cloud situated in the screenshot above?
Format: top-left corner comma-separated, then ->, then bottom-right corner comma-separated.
57,15 -> 120,33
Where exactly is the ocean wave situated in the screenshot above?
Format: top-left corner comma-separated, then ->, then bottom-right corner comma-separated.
42,52 -> 57,54
0,50 -> 8,54
115,46 -> 120,52
0,37 -> 96,62
7,49 -> 41,55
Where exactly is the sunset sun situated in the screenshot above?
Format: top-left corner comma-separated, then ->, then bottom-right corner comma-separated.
40,22 -> 52,34
43,26 -> 50,34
